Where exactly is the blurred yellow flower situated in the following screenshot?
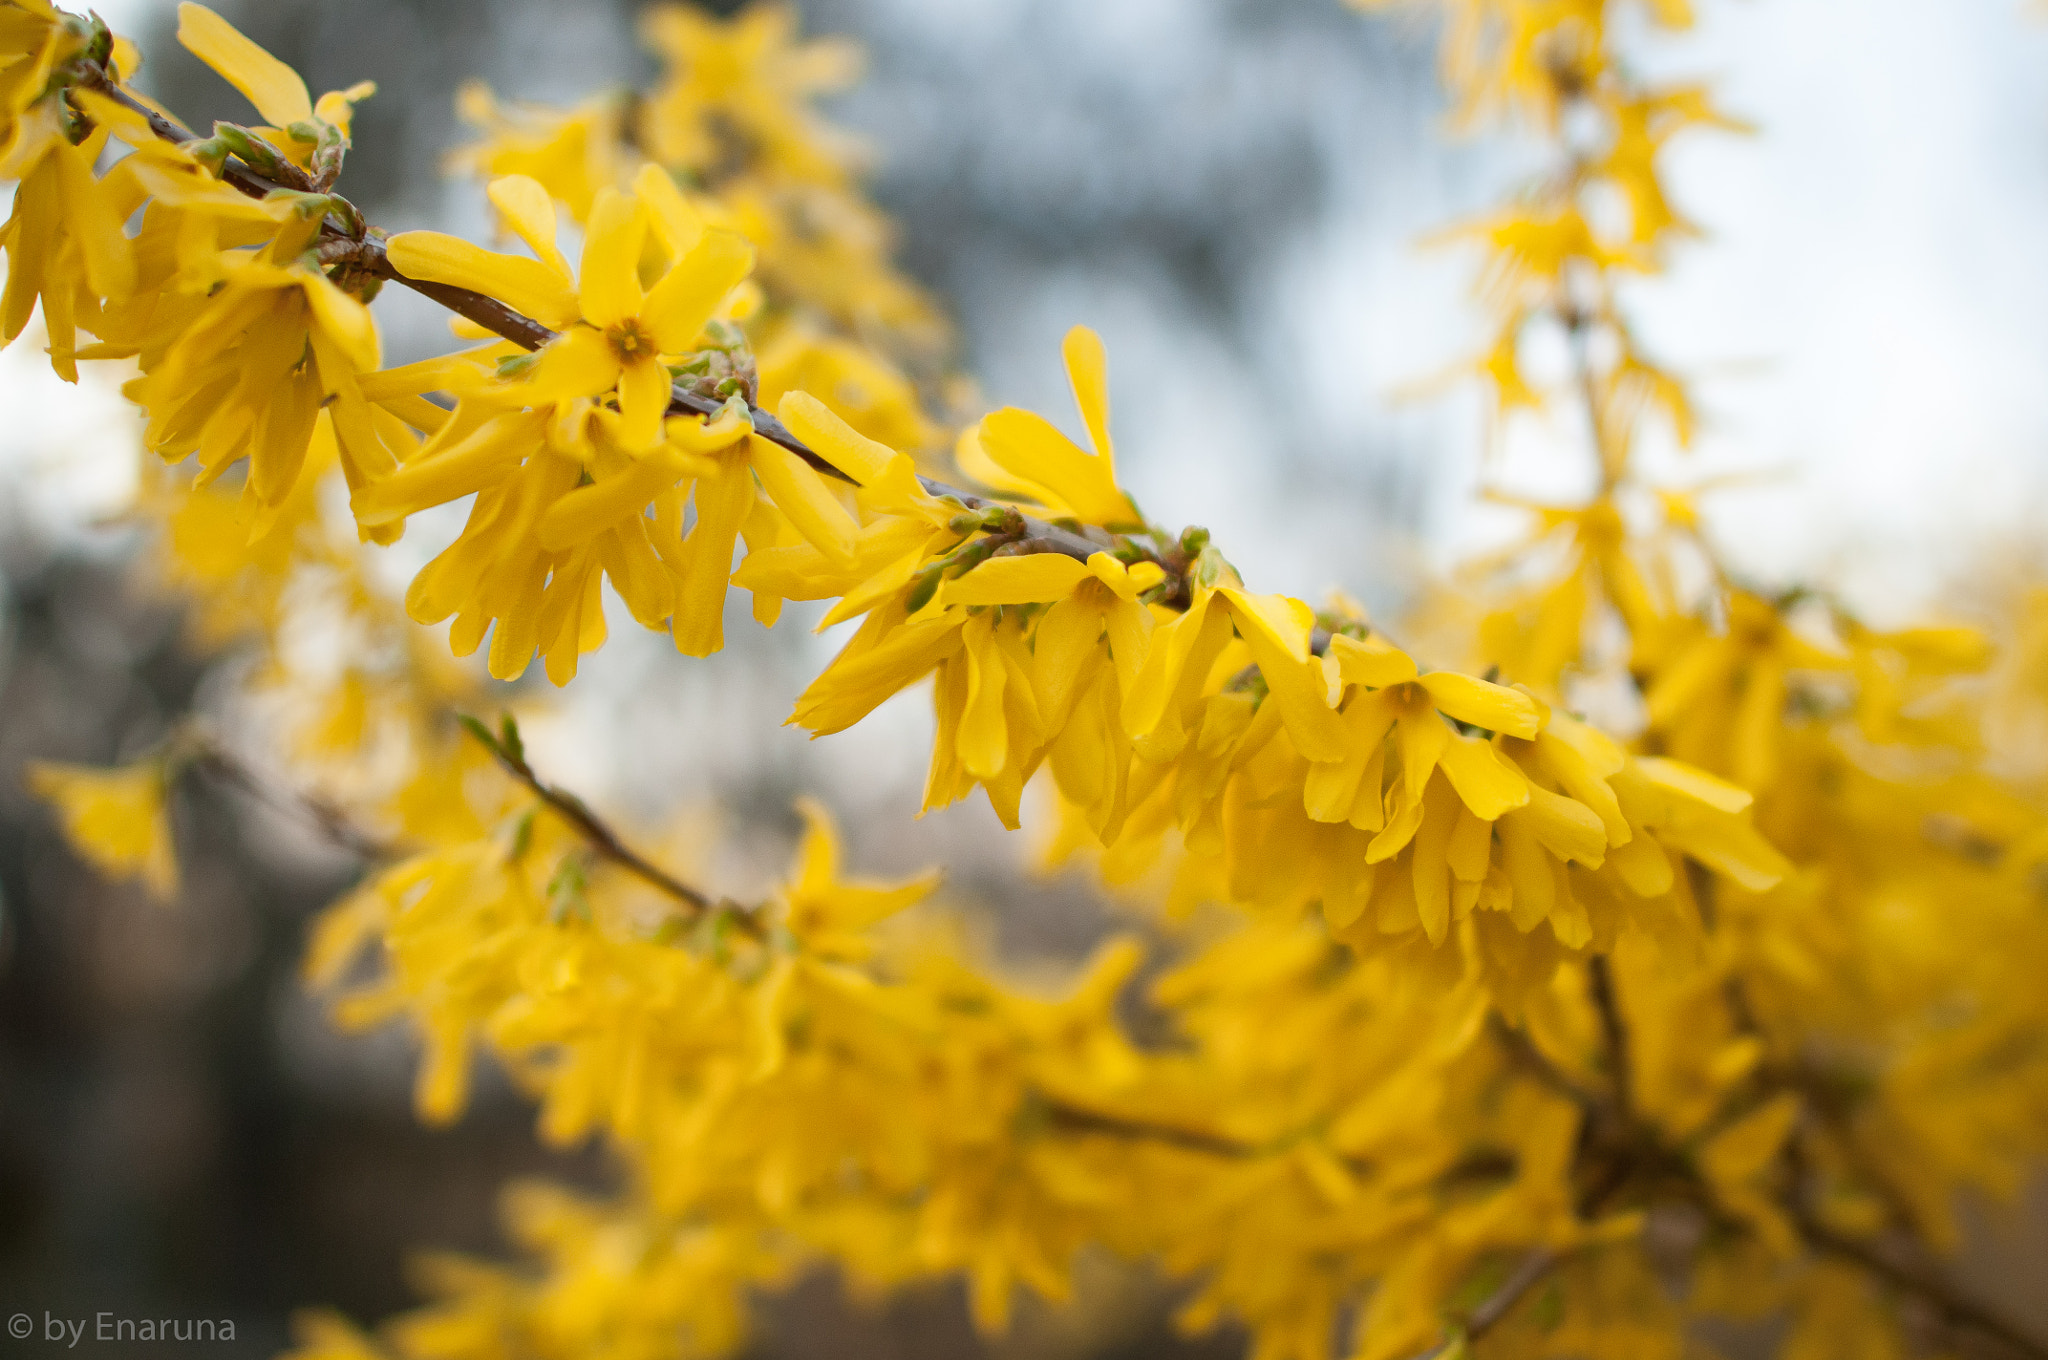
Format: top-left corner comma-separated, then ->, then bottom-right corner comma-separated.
26,759 -> 179,900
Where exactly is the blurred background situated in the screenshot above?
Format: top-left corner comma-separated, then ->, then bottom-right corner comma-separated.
5,0 -> 2048,1353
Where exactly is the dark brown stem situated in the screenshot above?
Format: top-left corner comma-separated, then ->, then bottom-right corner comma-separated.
1489,1013 -> 1602,1115
1586,954 -> 1632,1118
459,718 -> 738,924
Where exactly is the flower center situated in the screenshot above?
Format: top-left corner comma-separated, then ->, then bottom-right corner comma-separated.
606,319 -> 655,364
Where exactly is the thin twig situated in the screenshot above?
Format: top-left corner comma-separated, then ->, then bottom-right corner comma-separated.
1409,1248 -> 1564,1360
1488,1014 -> 1602,1114
1586,954 -> 1632,1118
458,716 -> 732,922
184,739 -> 396,862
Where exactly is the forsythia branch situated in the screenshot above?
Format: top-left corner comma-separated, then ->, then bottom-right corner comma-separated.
1413,1248 -> 1564,1360
459,714 -> 739,925
1585,954 -> 1632,1117
184,735 -> 396,862
70,56 -> 1119,573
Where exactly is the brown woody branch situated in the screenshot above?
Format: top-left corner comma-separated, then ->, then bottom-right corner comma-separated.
457,715 -> 764,933
1585,954 -> 1632,1118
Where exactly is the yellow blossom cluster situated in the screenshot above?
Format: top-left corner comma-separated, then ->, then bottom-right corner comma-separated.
1349,0 -> 1741,461
11,3 -> 2048,1360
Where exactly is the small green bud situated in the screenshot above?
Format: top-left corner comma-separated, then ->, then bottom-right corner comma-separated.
904,567 -> 943,615
214,122 -> 290,176
498,712 -> 526,765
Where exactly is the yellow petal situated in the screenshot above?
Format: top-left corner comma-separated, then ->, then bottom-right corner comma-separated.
616,356 -> 672,450
578,186 -> 646,328
1498,813 -> 1555,931
1394,704 -> 1450,809
1325,631 -> 1418,690
1303,688 -> 1395,824
1447,805 -> 1493,882
1222,589 -> 1347,763
1084,553 -> 1144,603
1436,732 -> 1531,820
1526,731 -> 1627,846
1653,817 -> 1788,892
958,617 -> 1009,781
298,271 -> 380,373
1062,324 -> 1115,468
1608,832 -> 1673,897
177,3 -> 313,129
312,81 -> 377,136
633,162 -> 706,256
953,421 -> 1043,501
1412,779 -> 1457,944
644,229 -> 753,353
536,449 -> 690,551
27,760 -> 178,900
1511,785 -> 1607,867
793,610 -> 968,735
524,325 -> 622,405
777,389 -> 897,483
665,403 -> 753,452
354,412 -> 536,526
670,457 -> 753,657
750,434 -> 859,568
385,231 -> 580,329
1418,671 -> 1543,739
943,553 -> 1092,606
976,406 -> 1137,528
486,174 -> 570,278
1033,592 -> 1107,729
1632,756 -> 1752,813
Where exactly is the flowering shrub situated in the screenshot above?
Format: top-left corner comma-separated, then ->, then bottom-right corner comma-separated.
8,1 -> 2048,1357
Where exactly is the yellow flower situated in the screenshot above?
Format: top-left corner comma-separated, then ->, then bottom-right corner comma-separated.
1643,591 -> 1844,792
388,175 -> 755,449
755,326 -> 941,454
385,402 -> 750,684
452,82 -> 623,223
779,797 -> 939,960
0,1 -> 77,162
26,759 -> 179,900
0,109 -> 132,380
127,207 -> 385,520
637,2 -> 864,186
175,4 -> 376,173
963,326 -> 1142,529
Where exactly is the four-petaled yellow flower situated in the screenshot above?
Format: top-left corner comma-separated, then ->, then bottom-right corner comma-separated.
388,173 -> 755,449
